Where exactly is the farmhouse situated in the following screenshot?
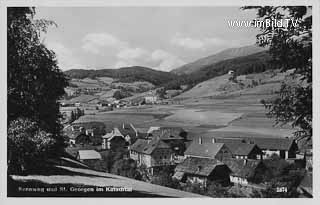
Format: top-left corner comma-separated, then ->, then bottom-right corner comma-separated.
174,157 -> 230,188
214,137 -> 298,159
102,127 -> 130,150
130,138 -> 174,174
184,138 -> 232,161
222,158 -> 266,186
214,140 -> 263,160
63,125 -> 91,145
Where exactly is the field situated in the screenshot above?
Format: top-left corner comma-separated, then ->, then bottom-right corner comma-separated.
72,71 -> 296,140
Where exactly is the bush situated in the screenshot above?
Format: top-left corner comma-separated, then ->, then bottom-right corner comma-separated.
8,118 -> 56,174
111,159 -> 142,180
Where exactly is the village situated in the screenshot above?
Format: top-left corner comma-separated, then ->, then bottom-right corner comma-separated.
61,97 -> 313,197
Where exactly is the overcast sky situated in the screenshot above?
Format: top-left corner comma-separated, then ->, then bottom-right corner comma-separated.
35,7 -> 259,71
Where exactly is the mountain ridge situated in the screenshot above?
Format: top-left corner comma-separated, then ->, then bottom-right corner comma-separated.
171,45 -> 267,75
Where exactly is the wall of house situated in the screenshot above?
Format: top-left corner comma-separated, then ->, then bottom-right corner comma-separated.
129,151 -> 152,168
263,150 -> 280,158
230,176 -> 248,185
130,150 -> 139,161
186,175 -> 207,187
141,154 -> 152,167
151,148 -> 173,166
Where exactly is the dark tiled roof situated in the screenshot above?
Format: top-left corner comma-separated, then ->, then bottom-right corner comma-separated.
222,158 -> 262,178
118,124 -> 136,137
224,143 -> 261,156
214,137 -> 294,151
184,142 -> 225,158
175,157 -> 225,177
130,138 -> 171,155
151,127 -> 186,140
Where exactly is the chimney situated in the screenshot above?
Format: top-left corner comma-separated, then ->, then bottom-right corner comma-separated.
244,159 -> 247,165
212,138 -> 215,144
199,137 -> 202,144
123,123 -> 125,129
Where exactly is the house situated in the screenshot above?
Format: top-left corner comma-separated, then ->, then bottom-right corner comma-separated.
130,138 -> 174,174
184,138 -> 232,161
173,157 -> 230,188
215,140 -> 263,160
118,123 -> 138,144
85,128 -> 104,145
149,127 -> 188,140
222,158 -> 266,186
214,137 -> 298,159
63,125 -> 92,145
145,95 -> 158,104
102,127 -> 129,150
130,97 -> 145,106
148,127 -> 187,151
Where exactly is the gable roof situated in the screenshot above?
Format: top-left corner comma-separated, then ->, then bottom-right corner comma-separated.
184,142 -> 226,159
102,127 -> 125,141
214,137 -> 295,151
77,150 -> 102,160
222,158 -> 262,179
223,143 -> 261,156
130,138 -> 171,155
118,124 -> 137,137
65,130 -> 86,140
175,157 -> 225,177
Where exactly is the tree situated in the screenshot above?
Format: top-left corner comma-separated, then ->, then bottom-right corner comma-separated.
8,7 -> 68,135
243,6 -> 312,141
150,166 -> 180,189
7,7 -> 68,172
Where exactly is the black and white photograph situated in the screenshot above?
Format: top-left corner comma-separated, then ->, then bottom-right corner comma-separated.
1,0 -> 318,199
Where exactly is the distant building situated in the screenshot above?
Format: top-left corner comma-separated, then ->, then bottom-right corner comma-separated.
228,70 -> 234,75
222,158 -> 266,186
173,157 -> 230,188
214,137 -> 298,159
130,138 -> 174,175
184,138 -> 232,161
145,95 -> 158,104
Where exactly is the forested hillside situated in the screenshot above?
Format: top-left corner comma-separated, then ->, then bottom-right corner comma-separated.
163,51 -> 276,90
64,66 -> 178,86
